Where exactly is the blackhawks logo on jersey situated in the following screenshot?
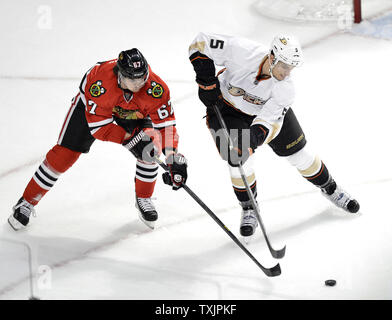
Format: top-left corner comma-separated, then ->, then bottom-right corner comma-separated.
147,81 -> 164,99
113,106 -> 144,120
89,80 -> 106,97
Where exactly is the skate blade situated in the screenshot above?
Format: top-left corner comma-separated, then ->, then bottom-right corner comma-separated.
8,215 -> 25,231
242,234 -> 255,244
137,210 -> 156,230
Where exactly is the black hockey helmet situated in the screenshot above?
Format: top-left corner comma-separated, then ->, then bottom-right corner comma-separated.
117,48 -> 148,79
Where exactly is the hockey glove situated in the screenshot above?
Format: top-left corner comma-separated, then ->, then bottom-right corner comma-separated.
162,153 -> 188,190
249,124 -> 269,151
122,128 -> 159,163
227,124 -> 269,167
198,79 -> 222,108
190,52 -> 222,108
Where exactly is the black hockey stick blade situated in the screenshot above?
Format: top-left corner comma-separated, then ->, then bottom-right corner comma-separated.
246,254 -> 281,277
263,263 -> 281,277
270,244 -> 286,259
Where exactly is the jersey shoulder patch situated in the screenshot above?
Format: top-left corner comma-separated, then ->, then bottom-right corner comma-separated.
85,61 -> 118,101
145,72 -> 169,100
89,80 -> 106,97
146,80 -> 165,99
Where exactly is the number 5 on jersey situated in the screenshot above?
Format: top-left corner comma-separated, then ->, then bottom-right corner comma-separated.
157,101 -> 174,120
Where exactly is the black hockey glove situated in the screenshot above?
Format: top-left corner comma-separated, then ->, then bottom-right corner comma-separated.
122,128 -> 159,163
198,79 -> 222,108
249,124 -> 269,151
227,124 -> 269,167
162,153 -> 188,190
190,52 -> 222,108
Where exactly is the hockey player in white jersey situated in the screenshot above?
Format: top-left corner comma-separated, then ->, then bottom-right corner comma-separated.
189,32 -> 360,238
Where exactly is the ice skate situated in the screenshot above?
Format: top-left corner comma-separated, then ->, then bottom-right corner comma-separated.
321,180 -> 360,213
135,196 -> 158,229
8,197 -> 36,231
240,200 -> 259,241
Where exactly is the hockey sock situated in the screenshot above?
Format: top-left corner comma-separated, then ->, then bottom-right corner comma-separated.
293,153 -> 334,192
135,160 -> 158,198
229,157 -> 257,202
286,147 -> 334,192
23,145 -> 81,205
301,159 -> 332,189
232,179 -> 257,202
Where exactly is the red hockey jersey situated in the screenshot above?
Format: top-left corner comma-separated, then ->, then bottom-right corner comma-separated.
79,59 -> 178,152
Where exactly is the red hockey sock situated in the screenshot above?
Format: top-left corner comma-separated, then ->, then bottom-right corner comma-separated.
23,145 -> 81,205
135,179 -> 157,198
135,160 -> 158,198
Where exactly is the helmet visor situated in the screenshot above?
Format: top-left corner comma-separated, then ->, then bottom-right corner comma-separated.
275,60 -> 296,71
119,70 -> 149,92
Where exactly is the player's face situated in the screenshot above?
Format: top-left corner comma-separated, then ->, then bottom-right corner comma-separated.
119,72 -> 148,92
272,61 -> 295,81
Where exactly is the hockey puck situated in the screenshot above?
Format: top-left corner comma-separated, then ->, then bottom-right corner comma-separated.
325,279 -> 337,286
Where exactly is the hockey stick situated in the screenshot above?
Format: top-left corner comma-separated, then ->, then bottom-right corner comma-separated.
212,104 -> 286,259
154,156 -> 281,277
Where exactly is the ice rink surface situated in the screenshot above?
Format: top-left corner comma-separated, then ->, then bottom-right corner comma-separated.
1,0 -> 392,300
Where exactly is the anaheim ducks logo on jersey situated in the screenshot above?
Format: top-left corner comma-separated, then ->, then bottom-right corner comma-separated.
147,81 -> 164,99
113,106 -> 144,120
89,80 -> 106,97
280,37 -> 288,45
228,84 -> 268,106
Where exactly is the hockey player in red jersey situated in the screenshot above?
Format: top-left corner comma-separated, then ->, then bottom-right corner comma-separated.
189,32 -> 360,239
9,48 -> 188,230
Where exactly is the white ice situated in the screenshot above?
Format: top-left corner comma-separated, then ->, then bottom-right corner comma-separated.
0,0 -> 392,300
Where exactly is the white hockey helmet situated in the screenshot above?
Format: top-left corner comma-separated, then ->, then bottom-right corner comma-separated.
270,35 -> 303,67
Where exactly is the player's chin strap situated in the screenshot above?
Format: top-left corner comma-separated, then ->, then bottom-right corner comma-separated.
211,104 -> 286,259
153,155 -> 281,277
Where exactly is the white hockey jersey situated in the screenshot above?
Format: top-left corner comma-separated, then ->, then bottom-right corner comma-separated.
189,32 -> 295,138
